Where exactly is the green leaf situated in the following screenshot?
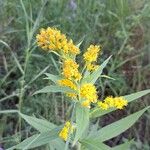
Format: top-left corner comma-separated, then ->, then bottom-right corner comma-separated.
1,37 -> 25,75
76,38 -> 84,48
0,110 -> 19,114
11,50 -> 24,75
44,73 -> 62,83
90,108 -> 114,119
33,85 -> 76,95
48,139 -> 65,150
93,106 -> 150,142
73,104 -> 89,145
80,139 -> 111,150
7,134 -> 39,150
7,127 -> 61,150
83,56 -> 111,84
100,75 -> 115,80
111,140 -> 134,150
90,89 -> 150,118
123,89 -> 150,102
19,112 -> 56,132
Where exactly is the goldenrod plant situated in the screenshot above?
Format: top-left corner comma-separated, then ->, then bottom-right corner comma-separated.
5,27 -> 150,150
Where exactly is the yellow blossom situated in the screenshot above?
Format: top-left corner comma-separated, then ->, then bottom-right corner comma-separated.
67,39 -> 80,55
104,96 -> 114,107
80,83 -> 98,104
58,79 -> 77,98
114,97 -> 128,109
62,59 -> 82,81
59,121 -> 74,141
97,96 -> 128,110
36,27 -> 80,55
83,45 -> 100,63
58,79 -> 77,90
87,64 -> 99,71
97,101 -> 109,110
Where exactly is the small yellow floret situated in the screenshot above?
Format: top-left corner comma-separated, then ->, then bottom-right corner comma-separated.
97,101 -> 109,110
114,97 -> 128,109
58,79 -> 77,98
80,83 -> 98,105
104,96 -> 114,107
62,59 -> 82,81
87,64 -> 99,71
59,121 -> 74,141
58,79 -> 77,90
83,45 -> 100,63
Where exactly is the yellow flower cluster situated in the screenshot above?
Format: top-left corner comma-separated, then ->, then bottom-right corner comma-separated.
58,79 -> 77,98
83,45 -> 101,71
97,96 -> 128,110
36,27 -> 80,55
83,45 -> 100,62
62,59 -> 81,81
80,83 -> 98,107
86,64 -> 99,71
37,27 -> 102,107
59,121 -> 74,141
36,27 -> 82,98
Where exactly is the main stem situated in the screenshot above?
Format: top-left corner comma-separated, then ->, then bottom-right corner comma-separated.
18,79 -> 24,133
77,142 -> 81,150
64,103 -> 76,150
18,48 -> 30,138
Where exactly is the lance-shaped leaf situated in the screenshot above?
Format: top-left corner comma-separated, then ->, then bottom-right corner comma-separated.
19,112 -> 56,132
83,56 -> 111,84
48,139 -> 66,150
44,73 -> 62,83
111,140 -> 134,150
7,127 -> 61,150
90,89 -> 150,118
73,104 -> 89,145
93,106 -> 149,142
33,85 -> 76,95
80,139 -> 111,150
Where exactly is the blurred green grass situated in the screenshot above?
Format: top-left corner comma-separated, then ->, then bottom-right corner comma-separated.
0,0 -> 150,149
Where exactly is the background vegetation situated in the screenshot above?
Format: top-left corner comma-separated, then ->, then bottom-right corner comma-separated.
0,0 -> 150,149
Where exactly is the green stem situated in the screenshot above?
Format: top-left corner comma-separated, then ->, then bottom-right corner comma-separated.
81,64 -> 86,74
77,142 -> 81,150
65,103 -> 76,150
18,48 -> 30,138
18,79 -> 25,134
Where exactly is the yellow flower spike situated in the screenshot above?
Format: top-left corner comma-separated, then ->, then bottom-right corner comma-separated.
36,27 -> 80,55
68,40 -> 80,55
58,79 -> 77,90
98,96 -> 128,110
80,83 -> 98,104
62,59 -> 82,81
114,97 -> 128,109
59,121 -> 74,141
59,127 -> 68,141
104,96 -> 114,107
58,79 -> 77,98
97,101 -> 109,110
83,45 -> 100,63
87,64 -> 99,71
